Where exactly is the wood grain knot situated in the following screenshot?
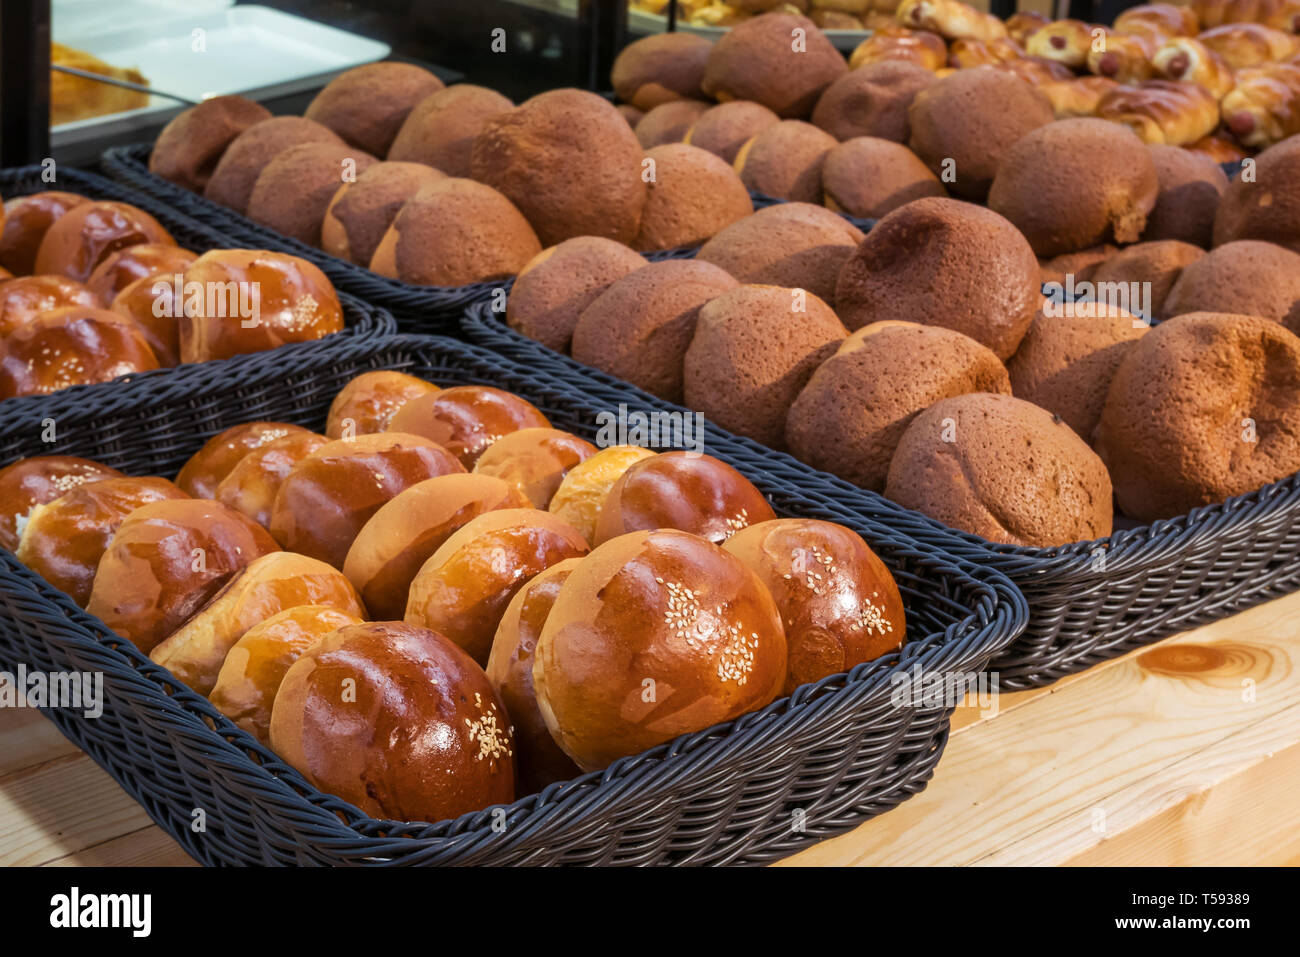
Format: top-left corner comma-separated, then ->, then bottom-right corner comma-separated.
1138,642 -> 1268,680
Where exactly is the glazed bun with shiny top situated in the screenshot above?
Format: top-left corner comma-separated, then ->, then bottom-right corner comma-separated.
388,85 -> 514,177
0,275 -> 99,336
150,551 -> 364,695
178,250 -> 344,364
209,604 -> 363,745
245,142 -> 378,247
486,558 -> 583,792
86,243 -> 197,305
320,162 -> 444,266
533,528 -> 787,771
387,385 -> 551,468
270,621 -> 515,823
0,307 -> 159,399
547,445 -> 656,543
213,430 -> 329,528
86,498 -> 279,653
108,273 -> 184,366
0,192 -> 86,274
343,473 -> 530,620
177,422 -> 316,498
304,62 -> 445,156
325,370 -> 439,440
15,476 -> 186,605
33,201 -> 174,283
0,456 -> 123,551
203,117 -> 344,215
472,428 -> 597,509
269,432 -> 465,567
593,450 -> 776,546
404,508 -> 589,665
723,519 -> 905,694
149,94 -> 273,193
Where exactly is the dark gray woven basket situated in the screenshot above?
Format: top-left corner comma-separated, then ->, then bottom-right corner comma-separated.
0,334 -> 1027,865
459,298 -> 1300,691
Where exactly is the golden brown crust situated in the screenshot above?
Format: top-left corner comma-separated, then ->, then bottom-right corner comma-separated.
203,117 -> 344,214
325,370 -> 439,440
86,243 -> 196,306
320,162 -> 445,266
176,422 -> 315,498
848,27 -> 948,71
0,456 -> 123,551
0,275 -> 99,336
735,120 -> 838,203
0,192 -> 87,275
388,85 -> 514,177
386,385 -> 551,468
33,201 -> 174,283
213,430 -> 329,529
636,142 -> 753,252
612,32 -> 713,111
246,142 -> 378,247
471,428 -> 597,509
547,445 -> 657,543
0,306 -> 160,399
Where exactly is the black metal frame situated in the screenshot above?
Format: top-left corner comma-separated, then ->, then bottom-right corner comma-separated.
0,0 -> 51,167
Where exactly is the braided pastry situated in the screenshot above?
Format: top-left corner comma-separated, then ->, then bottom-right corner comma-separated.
1152,37 -> 1237,97
1088,31 -> 1159,83
1114,4 -> 1201,40
994,57 -> 1077,85
948,37 -> 1026,69
1186,130 -> 1250,161
1096,79 -> 1222,144
1190,0 -> 1300,32
1006,11 -> 1051,46
848,27 -> 948,71
1026,20 -> 1105,70
1197,23 -> 1300,68
894,0 -> 1007,42
1039,76 -> 1121,117
1221,61 -> 1300,146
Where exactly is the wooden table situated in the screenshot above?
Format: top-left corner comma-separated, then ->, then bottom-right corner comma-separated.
4,590 -> 1300,867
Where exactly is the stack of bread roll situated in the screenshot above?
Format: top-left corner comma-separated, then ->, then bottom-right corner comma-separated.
0,369 -> 907,820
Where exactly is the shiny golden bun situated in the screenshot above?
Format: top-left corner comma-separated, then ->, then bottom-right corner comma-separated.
33,201 -> 174,282
471,428 -> 597,508
176,422 -> 315,498
387,385 -> 551,468
547,445 -> 656,543
0,456 -> 123,551
213,430 -> 329,528
0,192 -> 87,275
0,275 -> 100,336
0,306 -> 160,399
86,243 -> 196,305
325,370 -> 440,440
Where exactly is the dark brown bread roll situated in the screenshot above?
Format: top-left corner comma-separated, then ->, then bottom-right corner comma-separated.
1090,240 -> 1205,319
811,60 -> 937,143
471,89 -> 647,246
701,12 -> 848,118
612,32 -> 713,111
33,202 -> 174,283
987,118 -> 1160,257
204,117 -> 344,215
0,307 -> 160,399
822,137 -> 947,219
635,100 -> 712,148
696,201 -> 864,303
149,95 -> 273,192
1094,312 -> 1300,521
835,197 -> 1040,359
636,143 -> 753,251
786,322 -> 1011,491
1006,307 -> 1149,442
86,243 -> 196,305
570,258 -> 738,403
325,370 -> 440,439
734,120 -> 838,203
246,142 -> 378,247
683,283 -> 847,448
684,100 -> 781,163
533,528 -> 787,771
387,84 -> 514,177
387,385 -> 551,468
1038,245 -> 1118,287
270,622 -> 515,823
320,162 -> 445,266
0,456 -> 123,551
368,178 -> 542,286
723,518 -> 906,694
506,237 -> 648,353
177,422 -> 315,498
1143,144 -> 1228,247
108,273 -> 183,366
304,62 -> 445,156
1162,240 -> 1300,330
885,392 -> 1114,546
1214,135 -> 1300,253
908,67 -> 1055,200
0,192 -> 86,275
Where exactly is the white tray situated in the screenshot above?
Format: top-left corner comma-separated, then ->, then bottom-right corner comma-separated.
51,4 -> 391,148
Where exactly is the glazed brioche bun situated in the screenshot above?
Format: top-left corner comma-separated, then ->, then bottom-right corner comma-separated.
268,432 -> 465,567
0,275 -> 100,336
822,137 -> 947,219
150,551 -> 364,695
343,473 -> 530,621
177,422 -> 315,499
149,94 -> 273,193
885,392 -> 1114,546
0,456 -> 123,551
0,192 -> 87,275
786,322 -> 1011,491
204,116 -> 344,214
471,428 -> 598,508
811,60 -> 937,144
570,258 -> 739,403
404,508 -> 589,665
33,201 -> 174,283
86,243 -> 196,305
701,12 -> 848,118
835,198 -> 1041,359
109,273 -> 184,365
87,498 -> 279,652
270,621 -> 515,822
1095,312 -> 1300,521
635,143 -> 753,251
325,370 -> 439,439
304,62 -> 445,156
635,100 -> 712,149
386,385 -> 551,468
213,429 -> 329,528
533,528 -> 787,772
505,237 -> 648,353
485,558 -> 583,792
734,120 -> 838,203
683,283 -> 847,448
723,518 -> 905,694
320,162 -> 445,266
470,88 -> 648,246
387,84 -> 514,177
1162,241 -> 1300,330
593,450 -> 776,545
246,142 -> 378,246
684,100 -> 781,164
0,307 -> 160,399
612,32 -> 713,111
547,445 -> 656,543
208,604 -> 362,745
368,178 -> 542,286
15,476 -> 186,605
178,249 -> 344,363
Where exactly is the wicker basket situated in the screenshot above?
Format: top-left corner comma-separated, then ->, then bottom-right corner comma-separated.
459,299 -> 1300,691
0,334 -> 1026,865
99,143 -> 700,334
0,164 -> 395,431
